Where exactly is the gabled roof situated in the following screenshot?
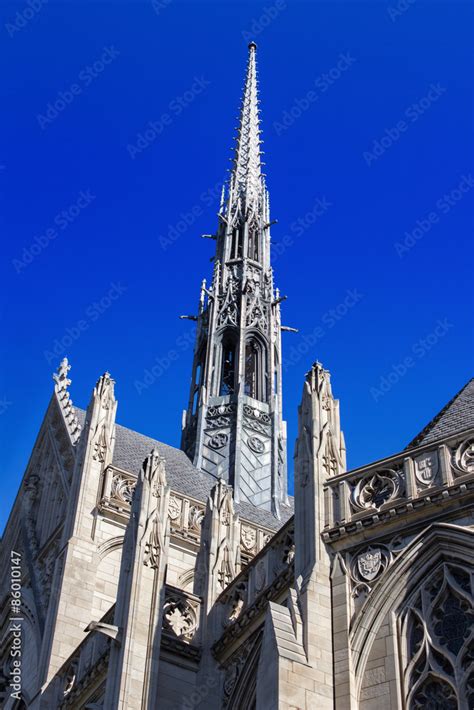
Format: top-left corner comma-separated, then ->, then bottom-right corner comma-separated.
76,409 -> 293,531
406,378 -> 474,449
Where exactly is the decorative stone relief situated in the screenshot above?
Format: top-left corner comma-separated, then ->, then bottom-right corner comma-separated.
254,559 -> 266,593
110,472 -> 135,503
453,438 -> 474,476
143,517 -> 161,569
240,525 -> 257,552
208,432 -> 229,450
351,469 -> 403,511
188,505 -> 204,532
162,594 -> 197,641
92,424 -> 108,463
414,451 -> 439,487
168,495 -> 182,521
248,436 -> 265,454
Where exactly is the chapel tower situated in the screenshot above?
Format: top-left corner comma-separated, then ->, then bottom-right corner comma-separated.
181,42 -> 288,516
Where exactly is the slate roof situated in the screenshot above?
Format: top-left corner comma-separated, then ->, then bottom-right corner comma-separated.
406,378 -> 474,449
75,409 -> 293,531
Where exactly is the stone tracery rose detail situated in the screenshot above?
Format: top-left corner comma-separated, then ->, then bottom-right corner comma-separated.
162,595 -> 197,641
248,436 -> 265,454
208,432 -> 229,450
453,438 -> 474,476
351,469 -> 401,511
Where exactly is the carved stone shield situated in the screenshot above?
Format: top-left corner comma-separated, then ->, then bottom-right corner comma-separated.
357,548 -> 382,581
414,452 -> 438,486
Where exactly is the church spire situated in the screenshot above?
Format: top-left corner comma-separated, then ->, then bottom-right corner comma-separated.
181,43 -> 288,517
226,41 -> 264,222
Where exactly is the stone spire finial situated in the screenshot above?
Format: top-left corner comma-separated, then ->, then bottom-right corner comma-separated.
226,40 -> 264,221
53,358 -> 81,444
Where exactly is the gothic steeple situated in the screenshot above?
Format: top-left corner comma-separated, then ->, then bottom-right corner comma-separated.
181,43 -> 288,517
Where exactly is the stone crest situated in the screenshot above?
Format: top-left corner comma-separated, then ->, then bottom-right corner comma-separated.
357,548 -> 382,581
414,452 -> 438,486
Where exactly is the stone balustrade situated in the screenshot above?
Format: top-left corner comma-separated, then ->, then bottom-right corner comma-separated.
322,430 -> 474,541
213,518 -> 295,658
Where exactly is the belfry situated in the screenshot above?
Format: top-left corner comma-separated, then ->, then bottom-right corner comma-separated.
181,43 -> 288,515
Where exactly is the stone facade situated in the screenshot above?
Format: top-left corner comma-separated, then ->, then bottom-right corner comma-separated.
1,43 -> 473,710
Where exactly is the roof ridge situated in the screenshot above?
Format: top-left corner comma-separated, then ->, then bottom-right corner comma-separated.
406,377 -> 474,449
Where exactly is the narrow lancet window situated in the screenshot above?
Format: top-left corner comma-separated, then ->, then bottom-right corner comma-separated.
220,343 -> 236,395
244,341 -> 258,398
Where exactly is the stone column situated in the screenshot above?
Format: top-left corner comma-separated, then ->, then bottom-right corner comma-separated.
292,362 -> 347,709
194,480 -> 241,709
104,449 -> 170,709
38,372 -> 117,688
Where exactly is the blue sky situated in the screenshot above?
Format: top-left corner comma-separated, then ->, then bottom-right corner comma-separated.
1,0 -> 473,531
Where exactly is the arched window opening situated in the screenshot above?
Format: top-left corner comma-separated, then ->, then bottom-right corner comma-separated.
231,227 -> 243,259
244,338 -> 267,401
245,340 -> 259,398
192,361 -> 203,415
247,222 -> 259,261
220,342 -> 236,396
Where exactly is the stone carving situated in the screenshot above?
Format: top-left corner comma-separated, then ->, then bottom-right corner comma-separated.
414,451 -> 438,487
162,594 -> 197,641
222,634 -> 259,707
248,436 -> 265,454
111,472 -> 136,503
168,495 -> 182,521
351,469 -> 402,511
208,432 -> 229,450
188,505 -> 205,531
254,559 -> 266,592
63,660 -> 78,696
224,582 -> 247,627
453,438 -> 474,475
53,358 -> 82,444
240,525 -> 257,552
93,424 -> 108,463
357,548 -> 382,581
143,517 -> 161,569
349,544 -> 393,598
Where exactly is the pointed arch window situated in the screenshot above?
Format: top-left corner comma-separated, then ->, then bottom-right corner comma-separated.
400,563 -> 474,709
247,220 -> 259,262
220,338 -> 236,396
230,227 -> 243,259
244,338 -> 267,401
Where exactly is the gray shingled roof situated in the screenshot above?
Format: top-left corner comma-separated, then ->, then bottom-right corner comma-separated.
75,409 -> 292,530
406,378 -> 474,449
